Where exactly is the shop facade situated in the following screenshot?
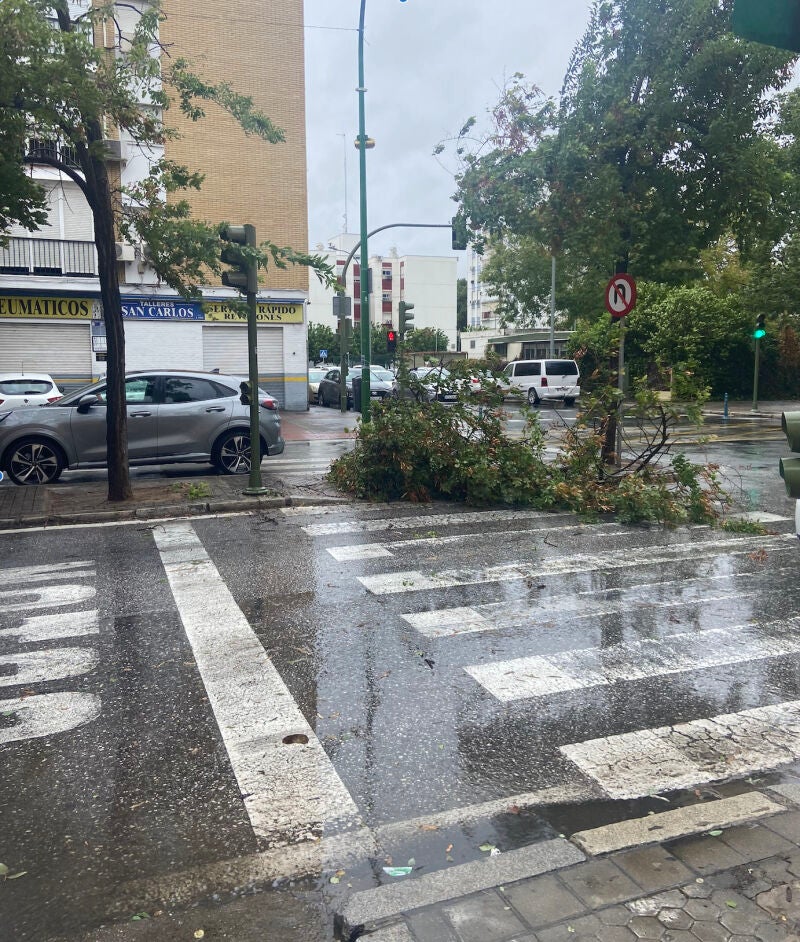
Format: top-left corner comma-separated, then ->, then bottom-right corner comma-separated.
0,291 -> 309,411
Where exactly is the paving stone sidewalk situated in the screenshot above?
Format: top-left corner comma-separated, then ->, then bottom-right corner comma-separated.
362,808 -> 800,942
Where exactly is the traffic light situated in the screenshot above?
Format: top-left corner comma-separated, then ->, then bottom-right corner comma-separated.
451,215 -> 468,251
399,300 -> 415,336
732,0 -> 800,54
239,380 -> 252,405
754,314 -> 766,339
220,224 -> 258,295
386,329 -> 397,354
780,411 -> 800,498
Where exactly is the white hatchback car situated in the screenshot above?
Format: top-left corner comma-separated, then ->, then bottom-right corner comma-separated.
0,373 -> 63,409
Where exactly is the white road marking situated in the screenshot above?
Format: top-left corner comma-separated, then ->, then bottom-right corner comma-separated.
401,566 -> 797,638
359,533 -> 795,595
281,503 -> 375,517
152,521 -> 361,847
328,544 -> 394,561
1,610 -> 99,643
466,619 -> 800,702
0,648 -> 99,687
326,522 -> 623,561
0,510 -> 255,536
0,561 -> 95,585
562,700 -> 800,799
0,584 -> 96,614
0,692 -> 101,745
303,508 -> 575,536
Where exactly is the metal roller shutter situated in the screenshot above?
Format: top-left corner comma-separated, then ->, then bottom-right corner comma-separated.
0,322 -> 92,390
202,325 -> 284,401
202,325 -> 283,374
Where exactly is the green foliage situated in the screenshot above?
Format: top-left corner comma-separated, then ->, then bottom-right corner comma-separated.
456,278 -> 468,331
403,327 -> 451,353
721,518 -> 768,535
329,379 -> 728,525
443,1 -> 797,333
308,323 -> 338,364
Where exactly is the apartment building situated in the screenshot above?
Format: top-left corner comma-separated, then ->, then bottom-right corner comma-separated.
0,0 -> 310,409
308,234 -> 458,351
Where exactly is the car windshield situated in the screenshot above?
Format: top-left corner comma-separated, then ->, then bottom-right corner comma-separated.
309,370 -> 327,380
350,368 -> 394,381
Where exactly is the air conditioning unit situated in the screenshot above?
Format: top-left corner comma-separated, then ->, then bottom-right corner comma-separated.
115,242 -> 136,262
103,139 -> 126,162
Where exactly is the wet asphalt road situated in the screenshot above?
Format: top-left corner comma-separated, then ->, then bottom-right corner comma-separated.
1,434 -> 799,939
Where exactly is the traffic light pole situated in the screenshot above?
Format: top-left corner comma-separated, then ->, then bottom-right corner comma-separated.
752,335 -> 761,413
243,280 -> 268,495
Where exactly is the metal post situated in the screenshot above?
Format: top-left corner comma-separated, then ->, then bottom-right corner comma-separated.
357,0 -> 371,421
243,242 -> 268,494
549,255 -> 556,357
615,321 -> 626,465
752,336 -> 761,412
723,392 -> 729,420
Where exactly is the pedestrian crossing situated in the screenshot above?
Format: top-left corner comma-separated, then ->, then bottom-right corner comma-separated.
0,561 -> 100,746
289,502 -> 800,804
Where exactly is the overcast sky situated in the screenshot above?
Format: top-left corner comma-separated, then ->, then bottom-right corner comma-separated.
303,0 -> 592,264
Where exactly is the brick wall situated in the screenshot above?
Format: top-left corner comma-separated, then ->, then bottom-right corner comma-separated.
161,0 -> 309,294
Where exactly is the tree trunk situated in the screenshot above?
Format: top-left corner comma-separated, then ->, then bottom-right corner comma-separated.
83,137 -> 132,501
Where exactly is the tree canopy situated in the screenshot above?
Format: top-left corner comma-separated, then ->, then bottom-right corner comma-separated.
446,0 -> 798,329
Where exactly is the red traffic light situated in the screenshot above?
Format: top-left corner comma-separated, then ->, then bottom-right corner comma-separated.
387,330 -> 396,341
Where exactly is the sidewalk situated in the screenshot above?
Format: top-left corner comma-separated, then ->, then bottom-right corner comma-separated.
701,399 -> 798,425
348,784 -> 800,942
0,409 -> 354,529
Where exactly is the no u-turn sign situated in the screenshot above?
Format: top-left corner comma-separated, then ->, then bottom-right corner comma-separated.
605,273 -> 637,318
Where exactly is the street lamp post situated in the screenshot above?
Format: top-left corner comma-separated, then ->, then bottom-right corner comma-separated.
357,0 -> 371,420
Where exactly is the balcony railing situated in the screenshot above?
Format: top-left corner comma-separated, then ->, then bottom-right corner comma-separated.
0,237 -> 97,278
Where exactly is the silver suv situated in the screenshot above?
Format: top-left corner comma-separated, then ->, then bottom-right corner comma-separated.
0,370 -> 284,485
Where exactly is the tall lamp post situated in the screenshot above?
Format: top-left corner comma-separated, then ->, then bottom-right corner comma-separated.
357,0 -> 371,419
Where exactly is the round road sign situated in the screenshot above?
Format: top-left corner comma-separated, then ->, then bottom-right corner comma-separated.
605,273 -> 637,318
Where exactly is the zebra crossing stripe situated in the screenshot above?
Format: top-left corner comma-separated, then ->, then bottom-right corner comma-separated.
326,522 -> 623,561
561,700 -> 800,799
1,562 -> 95,585
303,509 -> 576,537
401,566 -> 798,638
466,619 -> 800,702
152,521 -> 361,846
359,533 -> 795,595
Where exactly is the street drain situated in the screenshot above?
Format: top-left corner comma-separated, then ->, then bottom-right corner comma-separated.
282,733 -> 309,745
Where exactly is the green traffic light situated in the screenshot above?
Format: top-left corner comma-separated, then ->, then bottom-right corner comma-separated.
753,328 -> 766,339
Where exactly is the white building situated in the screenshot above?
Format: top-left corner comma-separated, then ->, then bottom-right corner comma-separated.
467,244 -> 501,330
308,234 -> 458,350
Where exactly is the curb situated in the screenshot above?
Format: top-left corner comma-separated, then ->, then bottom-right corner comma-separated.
0,494 -> 350,530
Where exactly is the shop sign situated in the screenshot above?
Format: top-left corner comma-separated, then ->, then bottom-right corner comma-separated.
204,300 -> 304,324
121,298 -> 205,320
0,296 -> 96,319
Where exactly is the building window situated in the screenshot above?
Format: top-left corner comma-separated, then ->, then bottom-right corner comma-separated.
470,340 -> 476,349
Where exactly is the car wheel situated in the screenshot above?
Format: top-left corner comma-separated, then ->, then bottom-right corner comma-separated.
212,429 -> 253,475
317,390 -> 326,407
5,437 -> 65,485
527,388 -> 540,407
564,397 -> 576,407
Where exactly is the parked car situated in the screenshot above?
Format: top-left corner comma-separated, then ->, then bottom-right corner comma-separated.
316,366 -> 396,408
408,366 -> 457,402
0,373 -> 63,409
308,367 -> 328,404
500,359 -> 581,406
0,370 -> 284,485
